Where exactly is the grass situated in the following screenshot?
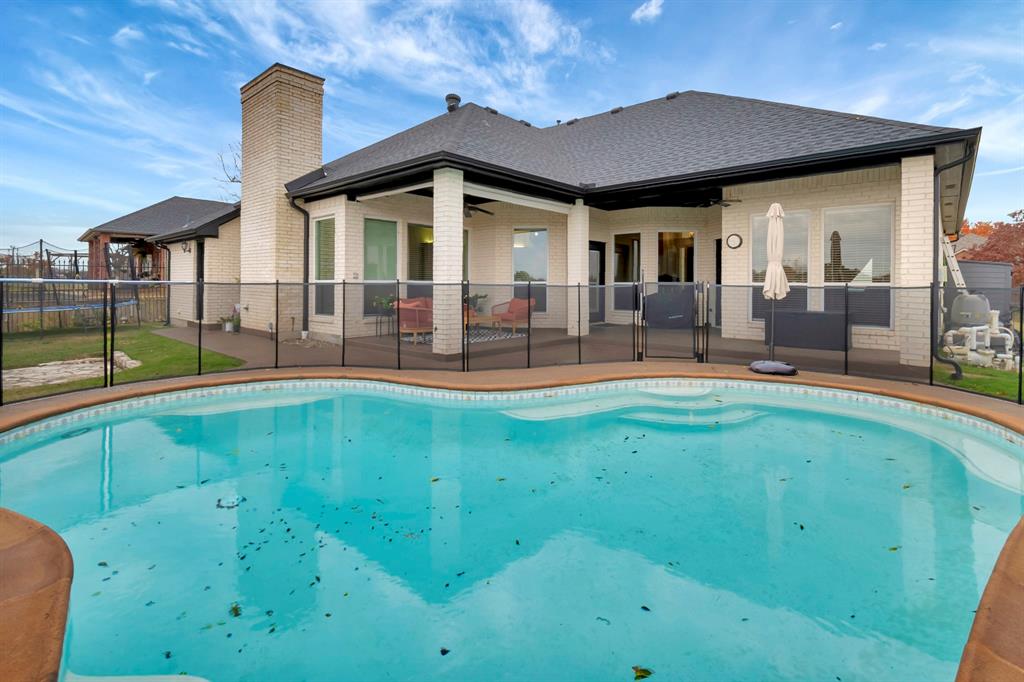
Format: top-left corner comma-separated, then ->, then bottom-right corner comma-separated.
932,362 -> 1021,402
2,323 -> 244,402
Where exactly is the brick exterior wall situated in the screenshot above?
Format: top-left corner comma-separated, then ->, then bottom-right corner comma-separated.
431,168 -> 465,354
239,64 -> 324,336
166,218 -> 242,326
718,159 -> 934,366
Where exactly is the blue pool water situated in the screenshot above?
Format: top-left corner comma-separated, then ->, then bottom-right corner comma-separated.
1,380 -> 1021,682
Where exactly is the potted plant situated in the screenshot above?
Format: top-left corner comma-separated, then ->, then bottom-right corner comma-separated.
219,315 -> 235,333
466,293 -> 488,313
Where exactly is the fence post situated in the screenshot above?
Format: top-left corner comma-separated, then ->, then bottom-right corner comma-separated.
1018,286 -> 1022,405
929,282 -> 936,386
0,280 -> 4,405
526,281 -> 532,369
275,281 -> 280,369
340,280 -> 346,367
462,281 -> 470,372
37,279 -> 44,338
843,283 -> 849,375
577,282 -> 582,365
461,282 -> 467,372
102,283 -> 109,388
109,282 -> 117,386
395,279 -> 401,370
197,279 -> 203,376
705,282 -> 711,363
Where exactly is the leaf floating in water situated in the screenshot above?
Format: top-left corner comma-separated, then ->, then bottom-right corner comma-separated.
98,561 -> 108,567
515,538 -> 520,546
145,601 -> 155,607
632,666 -> 653,679
596,616 -> 611,625
430,477 -> 440,483
217,496 -> 247,510
164,651 -> 172,659
888,545 -> 901,552
901,484 -> 912,490
640,605 -> 651,612
496,477 -> 506,482
229,602 -> 242,617
440,648 -> 450,656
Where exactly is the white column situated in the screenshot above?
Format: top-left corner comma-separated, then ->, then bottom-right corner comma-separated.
432,168 -> 464,355
566,199 -> 590,336
896,154 -> 934,367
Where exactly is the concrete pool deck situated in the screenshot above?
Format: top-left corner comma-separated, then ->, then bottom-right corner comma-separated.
0,363 -> 1021,682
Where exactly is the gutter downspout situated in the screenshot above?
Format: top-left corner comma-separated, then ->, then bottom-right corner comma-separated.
156,243 -> 171,326
932,142 -> 975,380
288,195 -> 311,334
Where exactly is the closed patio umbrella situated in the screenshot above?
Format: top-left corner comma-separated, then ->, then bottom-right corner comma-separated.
762,202 -> 789,361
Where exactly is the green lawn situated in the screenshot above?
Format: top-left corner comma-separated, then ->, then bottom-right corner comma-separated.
932,362 -> 1021,402
2,324 -> 244,402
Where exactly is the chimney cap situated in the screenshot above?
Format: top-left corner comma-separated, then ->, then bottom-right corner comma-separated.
445,93 -> 461,111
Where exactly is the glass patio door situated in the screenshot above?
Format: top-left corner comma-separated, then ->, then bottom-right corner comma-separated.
588,240 -> 605,322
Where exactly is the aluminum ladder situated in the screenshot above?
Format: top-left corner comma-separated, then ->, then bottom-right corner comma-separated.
941,236 -> 967,289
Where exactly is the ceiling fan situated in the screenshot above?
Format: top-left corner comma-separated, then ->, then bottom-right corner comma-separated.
464,202 -> 494,218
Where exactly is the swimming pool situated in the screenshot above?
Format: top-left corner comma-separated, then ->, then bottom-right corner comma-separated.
1,379 -> 1021,681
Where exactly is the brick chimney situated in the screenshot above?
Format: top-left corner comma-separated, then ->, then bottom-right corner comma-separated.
239,63 -> 324,333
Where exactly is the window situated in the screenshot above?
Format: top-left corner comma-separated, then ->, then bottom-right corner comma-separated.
314,217 -> 335,315
614,233 -> 640,310
658,231 -> 695,283
824,205 -> 893,327
750,212 -> 808,320
823,206 -> 892,283
751,212 -> 809,283
407,224 -> 433,281
364,218 -> 397,314
513,228 -> 547,312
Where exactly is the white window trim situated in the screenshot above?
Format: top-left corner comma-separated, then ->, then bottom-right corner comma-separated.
609,228 -> 643,312
820,203 -> 896,288
310,214 -> 337,319
820,202 -> 897,331
512,226 -> 550,315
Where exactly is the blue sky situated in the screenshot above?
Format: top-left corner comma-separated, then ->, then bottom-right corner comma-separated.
1,0 -> 1022,248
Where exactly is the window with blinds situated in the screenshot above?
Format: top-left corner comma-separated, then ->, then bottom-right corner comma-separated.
314,217 -> 335,315
751,211 -> 809,283
823,206 -> 892,284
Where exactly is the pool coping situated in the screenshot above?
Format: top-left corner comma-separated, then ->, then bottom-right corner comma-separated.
0,362 -> 1021,435
0,362 -> 1021,682
0,508 -> 72,682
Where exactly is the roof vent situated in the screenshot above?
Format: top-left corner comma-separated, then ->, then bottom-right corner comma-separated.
485,106 -> 498,114
566,118 -> 579,125
666,91 -> 679,100
519,119 -> 532,127
610,106 -> 623,114
445,93 -> 461,112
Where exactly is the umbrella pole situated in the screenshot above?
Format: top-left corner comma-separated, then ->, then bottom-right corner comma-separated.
770,297 -> 776,361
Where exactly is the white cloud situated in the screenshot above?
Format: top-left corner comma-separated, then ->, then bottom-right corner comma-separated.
631,0 -> 664,23
112,25 -> 144,47
851,92 -> 889,116
0,174 -> 131,214
167,41 -> 208,57
143,70 -> 160,85
868,42 -> 886,51
976,165 -> 1024,177
829,21 -> 843,30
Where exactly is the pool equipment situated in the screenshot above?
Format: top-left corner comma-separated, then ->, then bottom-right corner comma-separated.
942,292 -> 1019,371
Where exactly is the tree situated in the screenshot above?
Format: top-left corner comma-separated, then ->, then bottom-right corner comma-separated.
216,141 -> 241,201
958,210 -> 1024,286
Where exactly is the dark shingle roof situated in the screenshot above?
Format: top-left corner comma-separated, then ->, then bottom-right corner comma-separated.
294,90 -> 967,195
81,196 -> 236,241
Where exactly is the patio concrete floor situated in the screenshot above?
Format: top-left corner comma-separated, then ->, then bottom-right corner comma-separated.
153,323 -> 927,382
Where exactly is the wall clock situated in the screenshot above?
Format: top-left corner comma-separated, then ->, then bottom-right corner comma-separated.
725,233 -> 743,249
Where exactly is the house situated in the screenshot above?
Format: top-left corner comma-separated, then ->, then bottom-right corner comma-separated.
98,63 -> 980,367
79,196 -> 237,280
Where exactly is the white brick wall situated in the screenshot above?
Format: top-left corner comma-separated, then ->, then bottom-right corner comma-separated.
432,168 -> 464,354
239,65 -> 323,334
166,218 -> 242,326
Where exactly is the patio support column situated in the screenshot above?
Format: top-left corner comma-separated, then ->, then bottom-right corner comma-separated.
895,154 -> 934,367
432,168 -> 464,355
567,199 -> 589,336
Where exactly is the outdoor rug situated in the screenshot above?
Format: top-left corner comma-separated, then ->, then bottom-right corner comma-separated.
401,327 -> 527,344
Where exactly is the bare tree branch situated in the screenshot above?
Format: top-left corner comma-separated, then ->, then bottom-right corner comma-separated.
216,141 -> 242,201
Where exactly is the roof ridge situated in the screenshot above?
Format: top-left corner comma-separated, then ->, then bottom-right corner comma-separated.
687,90 -> 959,134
